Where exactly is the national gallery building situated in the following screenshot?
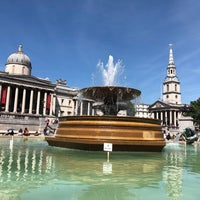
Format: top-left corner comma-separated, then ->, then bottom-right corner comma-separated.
0,45 -> 92,133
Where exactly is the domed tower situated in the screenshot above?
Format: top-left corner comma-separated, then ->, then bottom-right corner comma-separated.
163,44 -> 181,104
5,45 -> 32,75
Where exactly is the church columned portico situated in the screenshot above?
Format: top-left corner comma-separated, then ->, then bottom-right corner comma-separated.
152,109 -> 179,128
152,110 -> 179,127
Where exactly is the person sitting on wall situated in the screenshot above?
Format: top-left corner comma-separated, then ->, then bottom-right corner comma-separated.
23,127 -> 30,136
5,129 -> 14,136
45,118 -> 50,126
34,131 -> 39,136
43,128 -> 49,136
18,128 -> 23,136
166,133 -> 171,140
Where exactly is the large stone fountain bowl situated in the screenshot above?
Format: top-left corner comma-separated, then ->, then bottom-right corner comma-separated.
80,86 -> 142,115
46,115 -> 166,152
80,86 -> 141,101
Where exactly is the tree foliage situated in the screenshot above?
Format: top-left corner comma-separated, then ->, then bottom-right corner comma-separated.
188,98 -> 200,127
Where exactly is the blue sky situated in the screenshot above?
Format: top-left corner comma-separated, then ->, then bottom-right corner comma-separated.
0,0 -> 200,104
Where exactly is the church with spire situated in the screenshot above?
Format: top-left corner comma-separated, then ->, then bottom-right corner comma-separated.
148,44 -> 191,135
163,44 -> 181,104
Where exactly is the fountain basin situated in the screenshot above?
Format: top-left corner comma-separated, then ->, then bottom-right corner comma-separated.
46,116 -> 166,152
81,86 -> 141,101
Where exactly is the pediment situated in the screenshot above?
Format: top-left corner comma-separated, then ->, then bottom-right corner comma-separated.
149,100 -> 170,109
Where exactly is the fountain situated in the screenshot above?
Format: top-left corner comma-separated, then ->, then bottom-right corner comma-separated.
46,55 -> 166,151
179,128 -> 198,144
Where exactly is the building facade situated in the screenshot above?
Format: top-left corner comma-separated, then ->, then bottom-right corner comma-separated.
148,44 -> 192,134
0,45 -> 80,133
135,103 -> 151,118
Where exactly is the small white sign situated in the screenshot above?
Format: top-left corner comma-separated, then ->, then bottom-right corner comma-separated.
103,143 -> 113,152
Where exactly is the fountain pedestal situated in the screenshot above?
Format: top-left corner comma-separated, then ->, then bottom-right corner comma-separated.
46,115 -> 165,152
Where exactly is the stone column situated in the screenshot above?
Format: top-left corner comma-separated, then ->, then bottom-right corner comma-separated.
49,93 -> 53,116
162,111 -> 165,125
174,111 -> 177,127
75,100 -> 79,115
92,107 -> 95,116
165,111 -> 167,126
21,88 -> 26,114
87,102 -> 90,115
156,112 -> 159,119
13,87 -> 19,112
80,101 -> 83,116
52,95 -> 56,116
0,85 -> 2,100
5,86 -> 11,112
160,111 -> 163,124
177,111 -> 180,127
170,111 -> 172,126
43,92 -> 47,115
36,91 -> 41,115
29,89 -> 34,114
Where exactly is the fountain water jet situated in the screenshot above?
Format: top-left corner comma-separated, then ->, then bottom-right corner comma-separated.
98,55 -> 123,86
46,55 -> 166,151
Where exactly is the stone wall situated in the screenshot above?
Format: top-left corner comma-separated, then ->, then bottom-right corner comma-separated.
0,114 -> 47,134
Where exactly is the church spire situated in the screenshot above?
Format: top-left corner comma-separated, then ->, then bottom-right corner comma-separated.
169,44 -> 174,65
167,44 -> 176,77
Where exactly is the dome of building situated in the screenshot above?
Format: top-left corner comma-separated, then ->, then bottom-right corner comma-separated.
6,45 -> 31,68
5,45 -> 32,75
